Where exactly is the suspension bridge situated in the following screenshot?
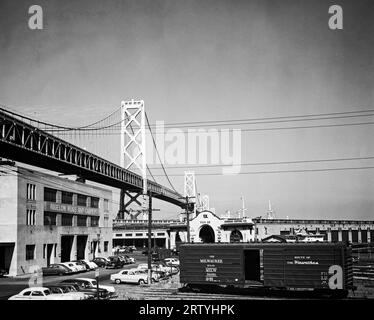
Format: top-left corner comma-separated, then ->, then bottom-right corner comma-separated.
0,100 -> 210,217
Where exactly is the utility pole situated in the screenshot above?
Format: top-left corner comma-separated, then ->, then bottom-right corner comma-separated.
179,196 -> 195,243
146,192 -> 160,286
186,196 -> 190,243
147,192 -> 152,286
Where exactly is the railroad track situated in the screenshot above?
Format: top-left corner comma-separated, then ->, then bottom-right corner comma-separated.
114,284 -> 284,300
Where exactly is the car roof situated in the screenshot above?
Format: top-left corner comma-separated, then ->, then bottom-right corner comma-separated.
22,287 -> 49,291
75,278 -> 95,281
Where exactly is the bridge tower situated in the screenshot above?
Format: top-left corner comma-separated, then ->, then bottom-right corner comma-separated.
266,200 -> 276,219
184,171 -> 196,218
118,99 -> 147,219
199,195 -> 210,212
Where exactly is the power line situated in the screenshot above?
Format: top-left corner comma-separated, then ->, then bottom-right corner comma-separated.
148,111 -> 374,129
0,105 -> 122,130
150,165 -> 374,176
145,111 -> 178,193
147,156 -> 374,169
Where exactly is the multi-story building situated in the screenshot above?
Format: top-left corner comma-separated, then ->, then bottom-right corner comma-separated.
0,166 -> 114,276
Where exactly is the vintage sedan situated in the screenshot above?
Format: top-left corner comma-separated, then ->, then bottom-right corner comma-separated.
46,285 -> 88,300
79,259 -> 98,270
60,262 -> 80,273
110,269 -> 157,285
41,264 -> 72,276
8,287 -> 76,300
91,257 -> 110,268
164,258 -> 180,267
59,280 -> 110,300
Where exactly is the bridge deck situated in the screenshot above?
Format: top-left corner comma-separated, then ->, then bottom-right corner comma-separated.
0,109 -> 185,208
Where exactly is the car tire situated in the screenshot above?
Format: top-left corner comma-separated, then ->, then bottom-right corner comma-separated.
138,279 -> 145,285
115,279 -> 121,284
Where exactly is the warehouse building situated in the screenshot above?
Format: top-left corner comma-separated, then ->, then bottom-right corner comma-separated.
0,166 -> 114,276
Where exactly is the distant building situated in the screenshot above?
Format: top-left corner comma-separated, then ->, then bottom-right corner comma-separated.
253,218 -> 374,243
0,166 -> 114,276
113,212 -> 374,250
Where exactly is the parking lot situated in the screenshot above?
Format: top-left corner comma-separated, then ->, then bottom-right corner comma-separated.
0,251 -> 149,300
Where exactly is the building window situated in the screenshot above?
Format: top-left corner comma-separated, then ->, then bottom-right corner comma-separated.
61,214 -> 73,226
77,194 -> 87,207
125,233 -> 132,237
77,215 -> 87,227
26,245 -> 35,260
44,212 -> 56,226
61,191 -> 73,205
104,216 -> 109,228
104,241 -> 108,252
27,183 -> 36,200
43,244 -> 46,259
115,234 -> 123,237
44,188 -> 57,202
104,199 -> 109,212
91,197 -> 99,208
135,233 -> 143,236
91,216 -> 99,227
26,209 -> 36,225
157,233 -> 164,236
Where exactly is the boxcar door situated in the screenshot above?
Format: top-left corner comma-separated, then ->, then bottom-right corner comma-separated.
244,249 -> 261,282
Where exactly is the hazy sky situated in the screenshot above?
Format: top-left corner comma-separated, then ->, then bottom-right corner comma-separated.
0,0 -> 373,220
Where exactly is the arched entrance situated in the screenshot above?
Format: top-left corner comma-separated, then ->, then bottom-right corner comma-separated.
230,229 -> 243,243
199,225 -> 215,243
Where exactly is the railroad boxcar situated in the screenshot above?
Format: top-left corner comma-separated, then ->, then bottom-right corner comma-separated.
179,242 -> 353,297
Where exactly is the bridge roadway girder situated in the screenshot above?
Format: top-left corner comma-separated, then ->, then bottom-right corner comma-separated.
0,110 -> 186,208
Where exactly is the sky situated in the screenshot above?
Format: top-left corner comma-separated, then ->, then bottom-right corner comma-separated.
0,0 -> 373,220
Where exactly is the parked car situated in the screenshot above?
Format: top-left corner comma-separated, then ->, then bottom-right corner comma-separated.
110,269 -> 157,285
46,285 -> 88,300
60,262 -> 80,273
164,258 -> 180,267
123,255 -> 136,264
78,259 -> 98,270
91,257 -> 110,268
59,280 -> 111,300
8,287 -> 76,300
51,284 -> 93,300
107,256 -> 126,269
117,255 -> 130,264
158,262 -> 179,275
73,277 -> 116,296
70,261 -> 88,272
129,246 -> 136,252
135,268 -> 162,281
136,264 -> 164,280
153,262 -> 178,275
118,254 -> 135,264
71,260 -> 90,272
41,264 -> 72,276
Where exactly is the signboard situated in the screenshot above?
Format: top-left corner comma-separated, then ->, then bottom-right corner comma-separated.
44,202 -> 99,215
